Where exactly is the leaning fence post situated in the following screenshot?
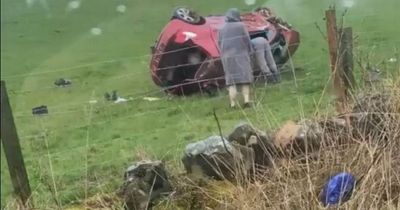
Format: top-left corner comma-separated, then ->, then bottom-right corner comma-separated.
1,80 -> 32,207
325,8 -> 338,76
325,7 -> 346,114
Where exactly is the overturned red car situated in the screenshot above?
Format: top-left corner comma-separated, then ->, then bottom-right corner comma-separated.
149,7 -> 300,95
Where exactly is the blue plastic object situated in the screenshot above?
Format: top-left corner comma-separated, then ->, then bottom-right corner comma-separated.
320,172 -> 356,206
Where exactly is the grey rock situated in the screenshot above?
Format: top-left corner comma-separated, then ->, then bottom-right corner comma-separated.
118,160 -> 172,210
228,123 -> 278,169
185,136 -> 234,156
228,123 -> 258,145
182,136 -> 254,182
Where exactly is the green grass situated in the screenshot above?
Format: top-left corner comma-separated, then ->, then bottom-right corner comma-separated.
1,0 -> 399,208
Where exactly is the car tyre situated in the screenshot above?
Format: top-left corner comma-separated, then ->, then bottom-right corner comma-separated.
172,7 -> 201,24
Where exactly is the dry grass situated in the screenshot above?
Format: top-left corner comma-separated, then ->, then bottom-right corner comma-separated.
15,80 -> 398,210
153,79 -> 400,210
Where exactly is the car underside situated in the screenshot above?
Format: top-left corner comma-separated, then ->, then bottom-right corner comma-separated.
150,7 -> 300,95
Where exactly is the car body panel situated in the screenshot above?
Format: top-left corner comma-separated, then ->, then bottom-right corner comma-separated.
150,11 -> 300,95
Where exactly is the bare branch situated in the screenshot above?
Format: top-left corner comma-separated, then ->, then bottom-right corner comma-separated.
213,108 -> 233,157
314,22 -> 327,40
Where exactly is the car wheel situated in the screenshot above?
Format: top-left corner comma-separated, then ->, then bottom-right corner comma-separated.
253,7 -> 273,17
173,7 -> 200,24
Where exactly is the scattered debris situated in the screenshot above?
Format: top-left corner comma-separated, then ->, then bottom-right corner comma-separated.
116,4 -> 126,13
143,97 -> 161,102
111,90 -> 118,101
117,160 -> 172,210
104,92 -> 111,101
114,97 -> 128,104
320,172 -> 356,206
54,78 -> 71,87
32,105 -> 48,115
104,90 -> 129,103
90,27 -> 102,36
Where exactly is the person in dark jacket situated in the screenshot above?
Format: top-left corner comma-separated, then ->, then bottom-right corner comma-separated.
218,8 -> 254,108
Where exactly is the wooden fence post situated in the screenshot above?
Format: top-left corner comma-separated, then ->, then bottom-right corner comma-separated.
1,80 -> 32,207
325,8 -> 346,114
325,8 -> 338,73
339,27 -> 356,93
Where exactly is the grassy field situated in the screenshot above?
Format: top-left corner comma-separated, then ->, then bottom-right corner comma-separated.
1,0 -> 399,208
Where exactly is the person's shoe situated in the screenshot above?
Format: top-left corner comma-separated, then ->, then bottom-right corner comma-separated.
266,75 -> 278,84
243,102 -> 253,109
230,105 -> 238,110
274,74 -> 281,83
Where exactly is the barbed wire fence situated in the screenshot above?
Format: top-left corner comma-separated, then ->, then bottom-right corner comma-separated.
1,8 -> 398,209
